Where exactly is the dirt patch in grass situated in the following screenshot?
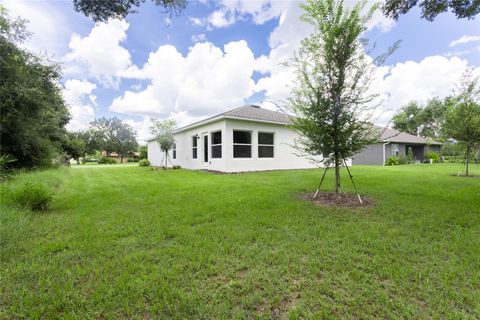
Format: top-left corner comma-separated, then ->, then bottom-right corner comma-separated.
299,191 -> 375,208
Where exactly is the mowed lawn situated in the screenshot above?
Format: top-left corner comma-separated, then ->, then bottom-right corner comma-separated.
1,164 -> 479,319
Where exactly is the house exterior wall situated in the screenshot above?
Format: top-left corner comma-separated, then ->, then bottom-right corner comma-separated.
147,118 -> 322,172
352,143 -> 385,165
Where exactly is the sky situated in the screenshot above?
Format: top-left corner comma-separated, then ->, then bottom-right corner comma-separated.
2,0 -> 480,143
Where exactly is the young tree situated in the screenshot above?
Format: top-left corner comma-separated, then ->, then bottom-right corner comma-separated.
91,117 -> 138,163
382,0 -> 479,21
0,7 -> 70,168
150,119 -> 176,167
444,72 -> 480,176
288,0 -> 379,196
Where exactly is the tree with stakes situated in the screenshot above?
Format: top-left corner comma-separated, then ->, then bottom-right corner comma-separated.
288,0 -> 383,201
150,119 -> 176,167
443,71 -> 480,177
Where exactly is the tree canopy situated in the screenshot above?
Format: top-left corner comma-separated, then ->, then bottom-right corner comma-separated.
288,0 -> 379,196
392,98 -> 446,139
90,117 -> 138,163
0,7 -> 70,168
73,0 -> 187,22
382,0 -> 479,21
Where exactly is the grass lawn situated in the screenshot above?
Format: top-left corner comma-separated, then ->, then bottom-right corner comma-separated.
1,164 -> 479,318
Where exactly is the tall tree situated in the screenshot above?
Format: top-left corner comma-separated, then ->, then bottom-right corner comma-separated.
288,0 -> 379,196
0,7 -> 70,168
392,101 -> 423,136
150,119 -> 175,167
383,0 -> 479,21
91,117 -> 138,163
392,98 -> 446,139
443,71 -> 480,176
73,0 -> 187,22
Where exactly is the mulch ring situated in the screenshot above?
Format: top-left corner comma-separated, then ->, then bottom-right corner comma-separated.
300,191 -> 375,208
451,174 -> 479,178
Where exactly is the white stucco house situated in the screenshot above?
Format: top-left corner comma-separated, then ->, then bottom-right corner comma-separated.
147,105 -> 322,172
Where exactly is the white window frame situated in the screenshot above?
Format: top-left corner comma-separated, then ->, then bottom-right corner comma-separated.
233,130 -> 252,159
258,131 -> 274,158
391,143 -> 400,157
192,136 -> 198,159
211,130 -> 222,159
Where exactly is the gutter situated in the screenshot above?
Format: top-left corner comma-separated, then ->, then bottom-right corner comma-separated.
382,141 -> 390,166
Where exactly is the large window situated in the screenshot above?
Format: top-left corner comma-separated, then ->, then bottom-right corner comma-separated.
211,131 -> 222,158
233,130 -> 251,158
192,136 -> 197,159
391,144 -> 399,156
172,143 -> 176,159
258,132 -> 274,158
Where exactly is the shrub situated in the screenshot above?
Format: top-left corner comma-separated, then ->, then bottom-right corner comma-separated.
425,151 -> 440,163
138,159 -> 150,166
10,182 -> 52,211
406,147 -> 415,163
98,157 -> 116,164
398,155 -> 408,165
173,165 -> 181,169
0,154 -> 16,182
385,156 -> 399,166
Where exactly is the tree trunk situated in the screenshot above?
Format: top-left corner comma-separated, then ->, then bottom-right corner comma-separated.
120,155 -> 123,163
165,151 -> 168,167
465,145 -> 470,177
76,158 -> 80,165
334,152 -> 341,196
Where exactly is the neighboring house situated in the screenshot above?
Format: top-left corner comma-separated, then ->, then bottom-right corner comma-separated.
352,127 -> 443,165
147,105 -> 322,172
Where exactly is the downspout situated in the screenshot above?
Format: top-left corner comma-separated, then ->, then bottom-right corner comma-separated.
382,141 -> 390,166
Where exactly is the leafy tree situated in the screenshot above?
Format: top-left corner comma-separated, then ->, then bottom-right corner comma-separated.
392,101 -> 423,136
382,0 -> 480,21
150,119 -> 175,167
73,0 -> 187,22
0,7 -> 70,168
443,71 -> 480,176
138,145 -> 148,160
392,98 -> 446,139
288,0 -> 379,196
63,132 -> 85,164
91,117 -> 138,163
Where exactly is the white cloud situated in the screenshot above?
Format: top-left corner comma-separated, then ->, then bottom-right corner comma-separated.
449,35 -> 480,47
2,0 -> 72,56
188,17 -> 206,26
64,20 -> 132,88
111,40 -> 256,119
62,79 -> 97,131
191,33 -> 207,43
208,9 -> 236,28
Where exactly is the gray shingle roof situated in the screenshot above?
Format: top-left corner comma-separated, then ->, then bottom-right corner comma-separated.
377,126 -> 442,145
224,105 -> 292,124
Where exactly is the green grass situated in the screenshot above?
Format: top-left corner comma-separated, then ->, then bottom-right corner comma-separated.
1,164 -> 479,319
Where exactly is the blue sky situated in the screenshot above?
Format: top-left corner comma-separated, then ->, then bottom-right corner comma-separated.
3,0 -> 480,142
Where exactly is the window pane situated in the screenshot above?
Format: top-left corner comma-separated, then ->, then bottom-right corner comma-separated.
233,145 -> 251,158
258,146 -> 274,158
212,145 -> 222,158
192,136 -> 197,147
258,132 -> 274,145
173,150 -> 176,159
233,130 -> 251,144
192,148 -> 197,159
211,131 -> 222,145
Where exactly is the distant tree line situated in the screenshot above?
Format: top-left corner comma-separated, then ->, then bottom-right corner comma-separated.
391,71 -> 480,175
0,7 -> 142,169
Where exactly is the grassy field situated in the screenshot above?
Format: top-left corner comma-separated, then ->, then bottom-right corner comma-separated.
1,164 -> 479,319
